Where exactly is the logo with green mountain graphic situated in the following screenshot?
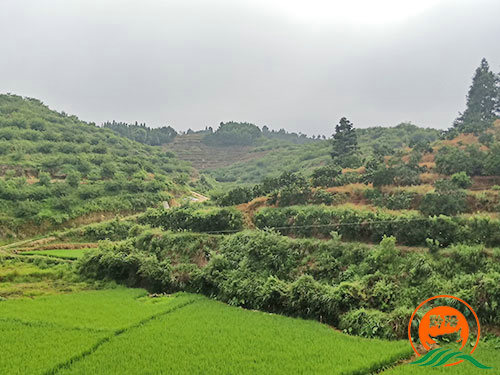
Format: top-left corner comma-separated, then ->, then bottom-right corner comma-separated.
407,295 -> 492,370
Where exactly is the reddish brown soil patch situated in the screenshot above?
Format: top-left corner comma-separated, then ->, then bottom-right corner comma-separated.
236,196 -> 269,228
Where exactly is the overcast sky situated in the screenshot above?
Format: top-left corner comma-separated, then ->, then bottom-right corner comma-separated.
1,0 -> 499,135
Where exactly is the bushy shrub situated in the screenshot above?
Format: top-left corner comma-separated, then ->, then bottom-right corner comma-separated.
339,309 -> 394,339
419,191 -> 467,216
366,190 -> 417,210
311,164 -> 342,187
435,145 -> 485,176
335,172 -> 362,186
139,206 -> 243,233
450,171 -> 472,189
214,186 -> 254,206
270,183 -> 312,207
309,190 -> 334,205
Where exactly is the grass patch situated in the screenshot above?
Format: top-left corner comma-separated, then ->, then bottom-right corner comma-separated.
0,257 -> 92,298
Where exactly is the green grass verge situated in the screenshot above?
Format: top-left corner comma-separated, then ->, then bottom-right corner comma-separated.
21,249 -> 93,259
58,298 -> 411,375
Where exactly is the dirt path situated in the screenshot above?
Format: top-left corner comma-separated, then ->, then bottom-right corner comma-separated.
191,191 -> 209,203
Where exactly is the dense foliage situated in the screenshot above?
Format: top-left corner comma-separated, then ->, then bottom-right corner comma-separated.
201,122 -> 316,148
78,230 -> 500,340
254,206 -> 500,247
103,121 -> 177,145
202,122 -> 263,146
139,205 -> 243,233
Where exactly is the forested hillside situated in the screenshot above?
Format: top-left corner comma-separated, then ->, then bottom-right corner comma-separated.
0,94 -> 192,238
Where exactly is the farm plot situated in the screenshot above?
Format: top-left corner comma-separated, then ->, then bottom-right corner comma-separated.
2,285 -> 494,375
58,298 -> 411,375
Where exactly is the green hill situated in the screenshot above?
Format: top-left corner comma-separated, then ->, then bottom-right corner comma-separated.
200,123 -> 441,185
0,94 -> 192,239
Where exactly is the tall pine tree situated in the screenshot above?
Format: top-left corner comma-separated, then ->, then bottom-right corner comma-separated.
453,58 -> 500,134
331,117 -> 360,168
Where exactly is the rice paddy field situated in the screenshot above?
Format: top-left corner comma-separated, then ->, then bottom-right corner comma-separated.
0,287 -> 412,375
57,298 -> 411,375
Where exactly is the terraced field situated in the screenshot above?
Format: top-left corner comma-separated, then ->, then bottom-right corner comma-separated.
165,133 -> 269,170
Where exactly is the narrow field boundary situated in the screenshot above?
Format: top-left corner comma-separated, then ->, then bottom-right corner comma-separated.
45,297 -> 200,375
364,352 -> 416,375
340,349 -> 413,375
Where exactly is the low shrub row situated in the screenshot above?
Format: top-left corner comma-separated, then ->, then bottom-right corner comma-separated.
253,205 -> 500,247
78,230 -> 500,340
59,218 -> 138,242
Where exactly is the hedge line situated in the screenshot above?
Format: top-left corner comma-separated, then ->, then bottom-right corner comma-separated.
138,206 -> 243,233
253,205 -> 500,247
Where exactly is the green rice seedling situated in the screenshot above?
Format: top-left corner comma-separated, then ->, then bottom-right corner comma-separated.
0,320 -> 109,375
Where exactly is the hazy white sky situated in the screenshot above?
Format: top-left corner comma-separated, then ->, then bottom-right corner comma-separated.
1,0 -> 499,135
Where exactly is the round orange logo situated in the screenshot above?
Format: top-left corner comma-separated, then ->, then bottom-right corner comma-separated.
407,295 -> 490,369
419,306 -> 469,351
